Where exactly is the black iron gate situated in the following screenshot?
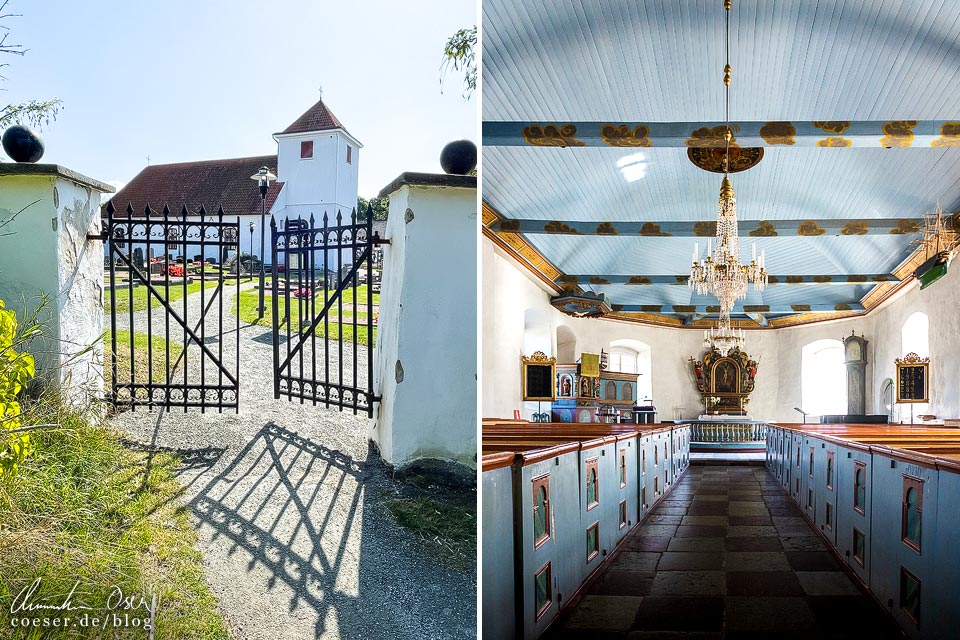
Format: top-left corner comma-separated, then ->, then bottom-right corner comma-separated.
105,202 -> 241,411
270,207 -> 380,416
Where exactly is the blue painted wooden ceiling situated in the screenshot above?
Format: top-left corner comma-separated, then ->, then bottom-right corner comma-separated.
482,0 -> 960,321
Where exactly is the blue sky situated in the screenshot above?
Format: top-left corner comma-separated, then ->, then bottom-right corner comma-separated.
2,0 -> 476,197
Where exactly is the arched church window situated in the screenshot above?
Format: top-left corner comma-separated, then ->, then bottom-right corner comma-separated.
556,325 -> 577,363
902,312 -> 929,358
901,312 -> 930,420
610,339 -> 653,402
523,308 -> 551,356
801,339 -> 846,416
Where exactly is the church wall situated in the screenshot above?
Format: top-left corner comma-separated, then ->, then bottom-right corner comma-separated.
484,236 -> 960,424
771,315 -> 878,423
868,263 -> 960,421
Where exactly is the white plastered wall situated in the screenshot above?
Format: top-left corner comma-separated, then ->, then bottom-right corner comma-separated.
0,171 -> 108,406
371,182 -> 477,468
483,236 -> 960,423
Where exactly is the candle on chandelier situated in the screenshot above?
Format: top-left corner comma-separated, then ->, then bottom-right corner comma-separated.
708,239 -> 712,257
752,243 -> 756,262
693,242 -> 699,263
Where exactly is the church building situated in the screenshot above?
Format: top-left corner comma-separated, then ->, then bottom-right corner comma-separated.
480,1 -> 960,638
103,97 -> 363,265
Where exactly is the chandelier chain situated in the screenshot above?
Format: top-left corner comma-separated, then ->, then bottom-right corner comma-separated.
690,0 -> 768,352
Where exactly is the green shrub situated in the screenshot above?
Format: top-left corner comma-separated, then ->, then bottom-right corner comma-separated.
0,298 -> 39,476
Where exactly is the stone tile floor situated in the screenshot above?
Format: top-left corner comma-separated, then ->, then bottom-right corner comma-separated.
545,464 -> 905,639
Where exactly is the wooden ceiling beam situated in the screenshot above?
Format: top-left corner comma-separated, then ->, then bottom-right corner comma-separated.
610,303 -> 865,315
558,274 -> 897,286
491,217 -> 929,237
483,119 -> 960,148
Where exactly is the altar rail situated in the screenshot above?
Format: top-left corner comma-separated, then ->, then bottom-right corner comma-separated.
687,420 -> 768,443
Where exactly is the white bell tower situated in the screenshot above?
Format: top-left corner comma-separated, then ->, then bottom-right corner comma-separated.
272,95 -> 362,223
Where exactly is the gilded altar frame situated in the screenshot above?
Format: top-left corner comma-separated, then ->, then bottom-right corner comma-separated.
691,347 -> 757,414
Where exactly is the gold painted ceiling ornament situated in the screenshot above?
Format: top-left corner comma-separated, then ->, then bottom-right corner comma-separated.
638,222 -> 670,236
931,122 -> 960,147
817,137 -> 852,147
543,221 -> 581,234
759,121 -> 796,145
687,146 -> 763,173
880,120 -> 918,148
841,221 -> 870,235
601,124 -> 652,147
522,124 -> 586,147
689,0 -> 768,324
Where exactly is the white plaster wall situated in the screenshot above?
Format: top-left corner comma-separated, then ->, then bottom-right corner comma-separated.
372,182 -> 477,468
56,179 -> 106,404
276,131 -> 359,216
868,265 -> 960,421
483,236 -> 960,424
0,172 -> 107,405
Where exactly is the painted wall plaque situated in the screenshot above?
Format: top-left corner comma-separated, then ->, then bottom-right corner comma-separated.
895,353 -> 929,403
522,351 -> 557,401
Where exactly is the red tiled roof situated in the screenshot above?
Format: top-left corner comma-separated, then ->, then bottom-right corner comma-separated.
103,155 -> 282,217
280,99 -> 348,135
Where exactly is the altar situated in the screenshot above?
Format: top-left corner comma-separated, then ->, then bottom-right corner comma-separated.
689,346 -> 758,415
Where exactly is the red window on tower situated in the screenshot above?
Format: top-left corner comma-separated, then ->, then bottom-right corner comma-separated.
300,140 -> 314,159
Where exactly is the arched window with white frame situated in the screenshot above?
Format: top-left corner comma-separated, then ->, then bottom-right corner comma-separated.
522,308 -> 552,420
902,312 -> 929,359
609,339 -> 653,403
901,312 -> 930,420
556,325 -> 577,363
523,308 -> 551,357
801,339 -> 846,417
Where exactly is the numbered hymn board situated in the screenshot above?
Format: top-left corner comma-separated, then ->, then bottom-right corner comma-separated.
521,351 -> 556,401
895,353 -> 930,403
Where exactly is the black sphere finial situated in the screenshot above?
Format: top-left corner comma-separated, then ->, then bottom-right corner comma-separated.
2,125 -> 45,163
440,139 -> 477,175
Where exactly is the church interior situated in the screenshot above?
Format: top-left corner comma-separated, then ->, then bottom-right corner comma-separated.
479,1 -> 960,637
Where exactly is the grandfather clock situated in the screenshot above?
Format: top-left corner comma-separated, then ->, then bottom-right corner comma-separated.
843,331 -> 868,415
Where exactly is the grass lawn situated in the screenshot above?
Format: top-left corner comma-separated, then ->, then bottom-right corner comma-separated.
104,280 -> 224,314
0,401 -> 229,639
232,285 -> 379,346
106,330 -> 184,385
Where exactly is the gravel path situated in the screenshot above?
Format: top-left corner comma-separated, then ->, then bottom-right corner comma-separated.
110,281 -> 476,640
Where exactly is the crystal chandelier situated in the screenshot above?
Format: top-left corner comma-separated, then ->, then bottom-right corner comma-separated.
688,0 -> 768,320
703,313 -> 745,355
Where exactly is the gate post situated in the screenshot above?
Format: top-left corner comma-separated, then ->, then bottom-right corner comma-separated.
0,164 -> 114,406
372,168 -> 477,470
